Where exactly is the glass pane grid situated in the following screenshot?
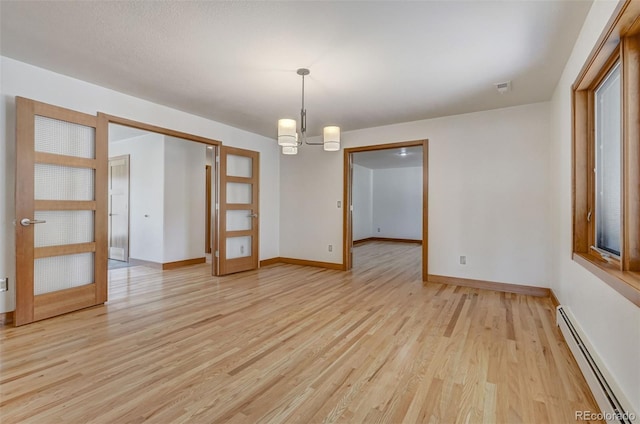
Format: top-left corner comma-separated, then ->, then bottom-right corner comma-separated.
34,211 -> 94,247
226,210 -> 252,231
34,253 -> 94,295
35,164 -> 95,201
226,182 -> 252,204
226,236 -> 251,259
226,154 -> 252,178
35,115 -> 95,159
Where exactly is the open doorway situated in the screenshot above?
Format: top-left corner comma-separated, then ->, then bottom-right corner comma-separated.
106,120 -> 219,275
343,140 -> 428,281
103,115 -> 261,278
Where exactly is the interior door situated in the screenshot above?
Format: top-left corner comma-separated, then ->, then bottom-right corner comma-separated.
217,146 -> 259,275
108,155 -> 129,262
346,153 -> 354,268
15,97 -> 107,326
205,164 -> 212,254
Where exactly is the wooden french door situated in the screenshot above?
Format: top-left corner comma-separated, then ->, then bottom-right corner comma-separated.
217,146 -> 259,275
15,97 -> 107,326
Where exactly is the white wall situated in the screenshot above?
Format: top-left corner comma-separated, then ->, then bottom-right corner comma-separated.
109,133 -> 165,263
109,134 -> 207,264
0,56 -> 280,313
163,136 -> 206,263
372,167 -> 422,240
281,102 -> 551,288
352,164 -> 373,241
549,0 -> 640,412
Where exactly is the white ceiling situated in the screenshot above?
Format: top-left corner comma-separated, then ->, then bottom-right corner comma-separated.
353,147 -> 423,169
0,1 -> 592,139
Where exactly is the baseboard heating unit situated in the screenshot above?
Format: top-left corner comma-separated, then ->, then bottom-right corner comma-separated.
556,306 -> 637,424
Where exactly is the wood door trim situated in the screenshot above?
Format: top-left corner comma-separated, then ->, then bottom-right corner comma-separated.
342,139 -> 429,281
99,113 -> 222,147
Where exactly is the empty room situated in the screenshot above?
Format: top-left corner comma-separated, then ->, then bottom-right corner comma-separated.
0,1 -> 639,423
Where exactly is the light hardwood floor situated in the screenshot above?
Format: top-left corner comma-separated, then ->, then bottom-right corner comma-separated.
0,242 -> 600,423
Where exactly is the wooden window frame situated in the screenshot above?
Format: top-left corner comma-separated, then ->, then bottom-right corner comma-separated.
572,0 -> 640,307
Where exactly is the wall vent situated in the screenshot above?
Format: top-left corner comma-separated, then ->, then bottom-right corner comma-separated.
556,306 -> 637,423
494,80 -> 511,94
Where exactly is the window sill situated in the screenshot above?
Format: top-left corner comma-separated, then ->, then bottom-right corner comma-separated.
573,253 -> 640,307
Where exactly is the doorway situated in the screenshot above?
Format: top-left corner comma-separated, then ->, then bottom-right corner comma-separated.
103,115 -> 261,277
107,121 -> 218,274
343,140 -> 428,281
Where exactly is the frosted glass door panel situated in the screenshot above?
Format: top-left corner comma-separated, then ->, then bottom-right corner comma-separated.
226,236 -> 251,259
226,154 -> 252,178
226,182 -> 252,204
226,210 -> 252,231
34,211 -> 94,247
35,115 -> 96,158
35,164 -> 95,200
34,253 -> 94,295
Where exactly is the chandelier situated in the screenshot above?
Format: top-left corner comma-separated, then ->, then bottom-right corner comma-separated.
277,68 -> 340,155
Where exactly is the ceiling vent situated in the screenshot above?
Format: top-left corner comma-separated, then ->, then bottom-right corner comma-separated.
494,80 -> 511,94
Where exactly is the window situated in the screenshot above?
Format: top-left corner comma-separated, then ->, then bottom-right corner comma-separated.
594,62 -> 621,258
572,2 -> 640,307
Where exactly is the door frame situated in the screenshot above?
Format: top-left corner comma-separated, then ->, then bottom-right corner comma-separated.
108,154 -> 130,262
99,113 -> 222,275
343,139 -> 429,281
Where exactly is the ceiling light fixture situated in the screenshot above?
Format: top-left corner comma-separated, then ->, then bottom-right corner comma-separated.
277,68 -> 340,155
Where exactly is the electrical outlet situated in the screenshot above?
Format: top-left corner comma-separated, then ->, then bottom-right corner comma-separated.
328,245 -> 333,252
460,256 -> 466,265
0,278 -> 7,292
377,227 -> 381,232
240,245 -> 245,255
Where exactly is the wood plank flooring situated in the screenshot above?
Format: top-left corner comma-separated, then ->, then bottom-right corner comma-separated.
0,242 -> 601,423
